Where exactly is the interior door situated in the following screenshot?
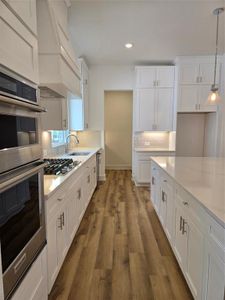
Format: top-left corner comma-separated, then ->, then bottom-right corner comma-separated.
137,89 -> 155,131
156,88 -> 174,131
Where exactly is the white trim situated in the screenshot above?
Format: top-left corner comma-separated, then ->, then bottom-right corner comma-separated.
106,164 -> 132,170
98,174 -> 106,181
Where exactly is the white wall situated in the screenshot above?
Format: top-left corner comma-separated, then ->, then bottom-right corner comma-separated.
89,65 -> 134,177
89,65 -> 134,130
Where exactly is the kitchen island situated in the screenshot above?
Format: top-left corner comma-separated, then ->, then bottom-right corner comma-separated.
150,156 -> 225,300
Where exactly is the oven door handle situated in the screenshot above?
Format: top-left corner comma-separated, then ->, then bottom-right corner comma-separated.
0,95 -> 46,113
0,162 -> 47,193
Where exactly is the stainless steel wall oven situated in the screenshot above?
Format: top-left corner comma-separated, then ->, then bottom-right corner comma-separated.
0,67 -> 46,299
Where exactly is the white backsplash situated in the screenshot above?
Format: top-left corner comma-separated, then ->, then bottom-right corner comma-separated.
134,131 -> 176,150
41,130 -> 102,158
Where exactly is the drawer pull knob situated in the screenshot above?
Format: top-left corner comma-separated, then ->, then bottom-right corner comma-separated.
58,198 -> 63,202
183,201 -> 188,206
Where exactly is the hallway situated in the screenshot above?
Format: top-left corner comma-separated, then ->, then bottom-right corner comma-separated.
49,171 -> 193,300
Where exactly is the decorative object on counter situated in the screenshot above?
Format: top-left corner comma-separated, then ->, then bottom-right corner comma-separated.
44,159 -> 81,175
207,7 -> 224,105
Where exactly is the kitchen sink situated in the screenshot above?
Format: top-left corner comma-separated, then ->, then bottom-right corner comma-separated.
68,151 -> 91,156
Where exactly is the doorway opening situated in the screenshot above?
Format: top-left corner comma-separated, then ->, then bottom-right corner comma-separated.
104,91 -> 133,170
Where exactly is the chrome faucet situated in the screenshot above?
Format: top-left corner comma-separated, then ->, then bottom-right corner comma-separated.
66,133 -> 79,153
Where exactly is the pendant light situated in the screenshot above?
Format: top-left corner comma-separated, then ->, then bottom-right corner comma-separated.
207,7 -> 224,105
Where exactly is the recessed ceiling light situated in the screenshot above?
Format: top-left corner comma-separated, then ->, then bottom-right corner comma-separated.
125,43 -> 133,49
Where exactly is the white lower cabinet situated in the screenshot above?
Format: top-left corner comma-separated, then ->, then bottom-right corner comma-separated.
203,242 -> 225,300
46,155 -> 97,293
11,248 -> 47,300
150,161 -> 225,300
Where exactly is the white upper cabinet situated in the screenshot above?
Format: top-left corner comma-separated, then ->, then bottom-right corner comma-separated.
3,0 -> 37,35
134,66 -> 175,132
136,66 -> 175,88
176,56 -> 222,113
41,97 -> 68,130
0,1 -> 38,83
156,88 -> 174,131
135,88 -> 174,132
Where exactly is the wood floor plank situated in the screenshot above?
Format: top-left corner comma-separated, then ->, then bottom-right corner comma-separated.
129,252 -> 154,300
111,234 -> 131,300
49,170 -> 193,300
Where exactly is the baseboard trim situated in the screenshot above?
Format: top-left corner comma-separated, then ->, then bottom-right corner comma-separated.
106,165 -> 132,170
98,174 -> 106,181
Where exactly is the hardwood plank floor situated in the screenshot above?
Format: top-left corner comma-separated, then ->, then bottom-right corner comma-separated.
49,170 -> 193,300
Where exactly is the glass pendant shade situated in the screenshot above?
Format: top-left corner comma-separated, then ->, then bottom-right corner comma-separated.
206,88 -> 221,105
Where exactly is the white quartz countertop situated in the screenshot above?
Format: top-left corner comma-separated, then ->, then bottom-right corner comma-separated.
44,147 -> 101,199
151,156 -> 225,227
135,147 -> 176,152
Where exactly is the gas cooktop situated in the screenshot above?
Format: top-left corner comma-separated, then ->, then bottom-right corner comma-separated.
43,158 -> 81,175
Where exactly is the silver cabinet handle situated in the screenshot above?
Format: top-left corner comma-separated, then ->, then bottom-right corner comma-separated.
58,197 -> 63,202
58,215 -> 63,230
163,179 -> 167,183
63,119 -> 67,128
62,212 -> 65,227
87,175 -> 90,183
182,219 -> 187,234
94,167 -> 96,174
162,191 -> 167,202
195,104 -> 198,110
152,176 -> 155,185
180,216 -> 183,231
77,188 -> 81,199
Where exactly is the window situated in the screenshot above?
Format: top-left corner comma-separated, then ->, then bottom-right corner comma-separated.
51,130 -> 68,147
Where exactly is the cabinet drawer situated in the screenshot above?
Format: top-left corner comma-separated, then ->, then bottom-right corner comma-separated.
45,187 -> 67,220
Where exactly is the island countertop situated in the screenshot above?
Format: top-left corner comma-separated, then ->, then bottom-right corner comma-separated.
151,156 -> 225,227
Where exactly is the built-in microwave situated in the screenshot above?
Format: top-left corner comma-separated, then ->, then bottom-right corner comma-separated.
0,67 -> 45,174
0,66 -> 38,106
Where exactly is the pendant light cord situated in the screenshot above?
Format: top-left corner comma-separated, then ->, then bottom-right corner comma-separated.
213,11 -> 219,87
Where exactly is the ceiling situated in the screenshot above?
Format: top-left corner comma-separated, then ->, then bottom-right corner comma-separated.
69,1 -> 225,65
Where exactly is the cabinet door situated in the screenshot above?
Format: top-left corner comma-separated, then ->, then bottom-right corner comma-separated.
156,88 -> 174,131
198,85 -> 217,112
41,98 -> 68,130
0,2 -> 38,83
164,182 -> 174,244
137,160 -> 151,183
174,204 -> 187,268
82,62 -> 89,129
158,188 -> 166,226
57,208 -> 68,266
156,66 -> 175,88
199,63 -> 216,84
178,85 -> 198,112
4,0 -> 37,35
137,89 -> 156,131
179,64 -> 199,84
185,218 -> 204,299
204,244 -> 225,300
136,67 -> 156,88
47,215 -> 59,292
